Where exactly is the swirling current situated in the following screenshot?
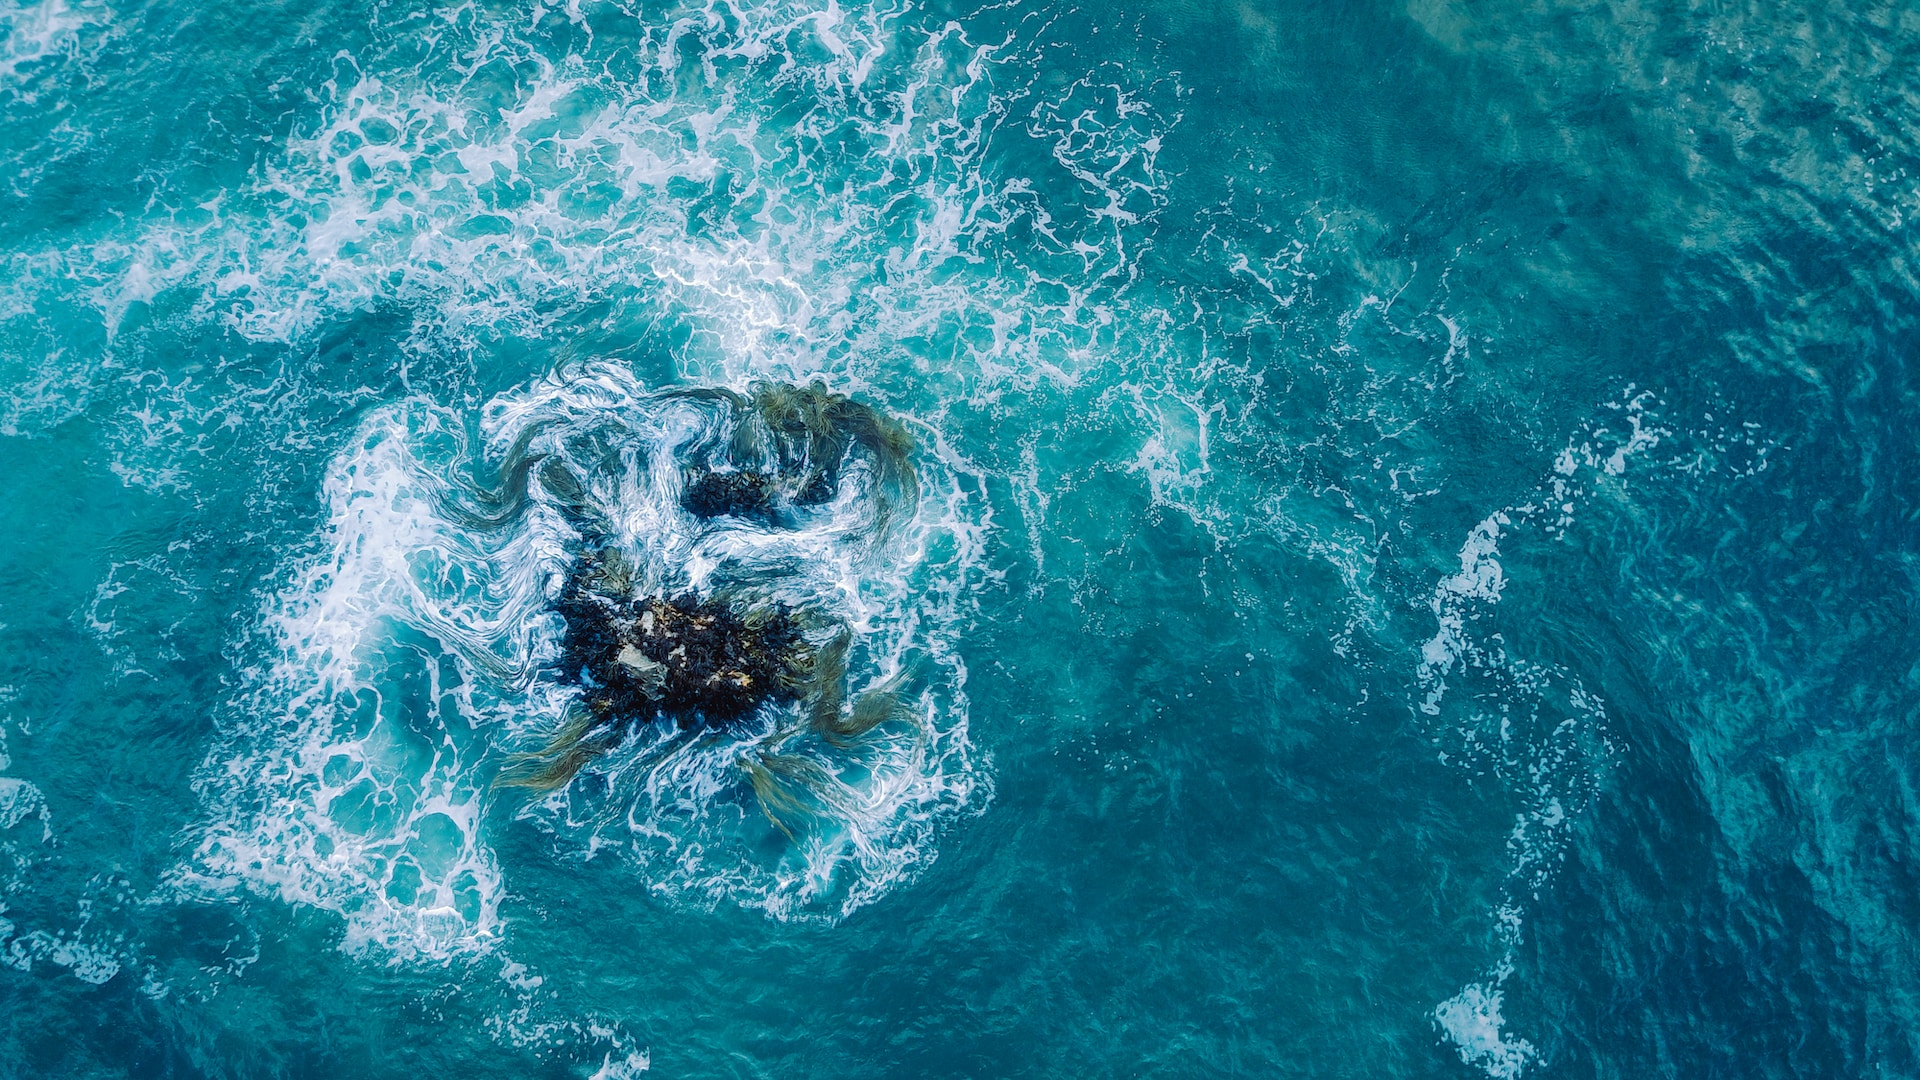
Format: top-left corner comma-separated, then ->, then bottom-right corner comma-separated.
2,0 -> 1918,1077
196,363 -> 985,945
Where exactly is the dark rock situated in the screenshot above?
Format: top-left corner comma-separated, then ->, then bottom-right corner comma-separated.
681,468 -> 777,521
552,556 -> 810,729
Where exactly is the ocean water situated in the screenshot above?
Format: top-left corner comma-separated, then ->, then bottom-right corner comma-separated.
1,0 -> 1917,1076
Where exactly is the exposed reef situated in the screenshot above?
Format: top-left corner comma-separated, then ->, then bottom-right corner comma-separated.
681,467 -> 779,522
557,550 -> 813,726
493,380 -> 924,826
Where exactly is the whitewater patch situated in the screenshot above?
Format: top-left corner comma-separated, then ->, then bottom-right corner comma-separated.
1435,951 -> 1536,1080
0,0 -> 104,90
1417,392 -> 1680,1075
1410,390 -> 1780,1074
0,692 -> 138,989
184,362 -> 989,963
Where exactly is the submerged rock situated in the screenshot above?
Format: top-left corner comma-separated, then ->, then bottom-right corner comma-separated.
671,380 -> 915,530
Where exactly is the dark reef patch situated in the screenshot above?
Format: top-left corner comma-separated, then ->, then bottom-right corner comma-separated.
681,467 -> 779,522
499,547 -> 845,793
670,379 -> 916,531
494,379 -> 924,811
554,553 -> 812,725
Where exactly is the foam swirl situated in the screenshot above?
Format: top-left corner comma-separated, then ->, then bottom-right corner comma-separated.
189,361 -> 987,959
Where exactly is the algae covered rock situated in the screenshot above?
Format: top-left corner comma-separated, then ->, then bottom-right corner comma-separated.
553,557 -> 813,727
493,379 -> 926,816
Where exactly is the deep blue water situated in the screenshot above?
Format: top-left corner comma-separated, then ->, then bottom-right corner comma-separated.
2,0 -> 1918,1076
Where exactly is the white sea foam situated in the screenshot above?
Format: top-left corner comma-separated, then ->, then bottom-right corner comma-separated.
3,924 -> 122,984
1436,972 -> 1536,1079
96,0 -> 1177,960
483,953 -> 652,1070
0,0 -> 1190,455
1419,391 -> 1679,1075
0,774 -> 48,842
0,0 -> 102,89
181,396 -> 514,960
0,707 -> 135,988
187,360 -> 988,963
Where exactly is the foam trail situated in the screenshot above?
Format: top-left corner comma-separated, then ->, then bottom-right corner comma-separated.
1418,392 -> 1682,1075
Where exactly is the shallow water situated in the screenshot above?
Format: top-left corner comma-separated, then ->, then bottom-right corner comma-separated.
1,0 -> 1917,1076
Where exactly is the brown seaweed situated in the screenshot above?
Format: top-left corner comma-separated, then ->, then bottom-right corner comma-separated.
496,380 -> 923,829
670,381 -> 919,536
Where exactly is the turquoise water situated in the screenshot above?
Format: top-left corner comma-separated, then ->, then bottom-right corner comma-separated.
2,0 -> 1917,1075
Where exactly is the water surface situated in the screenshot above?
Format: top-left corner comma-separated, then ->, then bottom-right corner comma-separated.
2,0 -> 1917,1076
